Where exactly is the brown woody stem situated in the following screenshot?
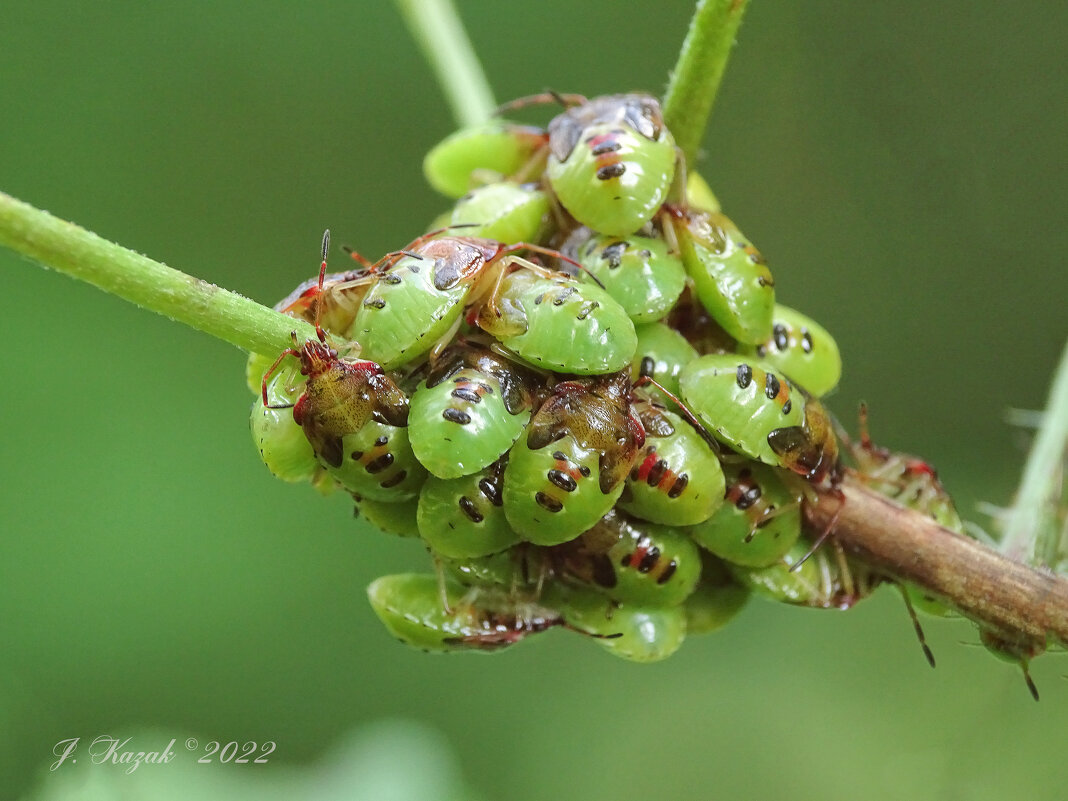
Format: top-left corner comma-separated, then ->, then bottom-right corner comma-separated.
805,476 -> 1068,647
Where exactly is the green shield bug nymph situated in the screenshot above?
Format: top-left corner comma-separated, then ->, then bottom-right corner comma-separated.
245,350 -> 278,395
575,233 -> 686,323
847,403 -> 963,533
274,267 -> 374,339
417,458 -> 522,559
688,461 -> 802,567
423,120 -> 549,199
684,554 -> 750,635
271,230 -> 381,338
546,584 -> 687,663
629,322 -> 699,406
347,236 -> 489,370
261,334 -> 425,501
739,304 -> 842,398
554,509 -> 703,607
685,171 -> 721,213
678,354 -> 840,484
325,417 -> 427,501
474,269 -> 637,375
671,208 -> 775,345
846,403 -> 963,618
978,627 -> 1044,701
441,545 -> 549,590
408,343 -> 538,479
354,494 -> 421,537
258,230 -> 424,499
540,93 -> 677,236
728,537 -> 882,610
249,356 -> 320,483
367,573 -> 561,653
503,372 -> 645,545
349,233 -> 585,370
447,182 -> 552,245
665,288 -> 738,357
619,400 -> 725,526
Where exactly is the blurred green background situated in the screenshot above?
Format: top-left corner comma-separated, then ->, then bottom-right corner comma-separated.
2,2 -> 1066,799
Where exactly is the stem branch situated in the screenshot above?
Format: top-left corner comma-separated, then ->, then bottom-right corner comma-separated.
0,191 -> 316,355
663,0 -> 751,166
392,0 -> 496,128
806,478 -> 1068,647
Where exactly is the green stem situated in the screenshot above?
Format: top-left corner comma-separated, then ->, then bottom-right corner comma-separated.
392,0 -> 496,127
663,0 -> 751,167
1001,338 -> 1068,565
0,191 -> 317,355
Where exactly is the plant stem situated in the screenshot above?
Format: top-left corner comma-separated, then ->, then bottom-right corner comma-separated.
392,0 -> 496,128
1001,338 -> 1068,565
0,191 -> 317,355
663,0 -> 751,167
805,478 -> 1068,648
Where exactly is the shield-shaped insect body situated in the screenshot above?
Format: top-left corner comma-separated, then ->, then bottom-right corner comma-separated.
476,270 -> 637,375
408,344 -> 536,479
546,93 -> 677,237
678,354 -> 839,483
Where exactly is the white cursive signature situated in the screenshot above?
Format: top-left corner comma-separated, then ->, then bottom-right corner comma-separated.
51,736 -> 176,774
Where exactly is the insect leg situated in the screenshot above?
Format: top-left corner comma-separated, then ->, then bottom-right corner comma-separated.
432,554 -> 454,615
494,91 -> 587,116
261,346 -> 301,408
897,584 -> 937,668
341,245 -> 373,267
743,501 -> 800,543
788,487 -> 845,573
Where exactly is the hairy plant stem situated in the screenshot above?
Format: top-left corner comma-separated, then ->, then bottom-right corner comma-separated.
0,191 -> 316,355
663,0 -> 751,166
393,0 -> 496,127
805,478 -> 1068,648
1001,338 -> 1068,566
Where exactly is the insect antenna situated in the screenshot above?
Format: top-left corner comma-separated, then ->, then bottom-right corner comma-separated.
631,375 -> 721,454
827,404 -> 861,459
519,242 -> 607,289
857,400 -> 875,450
312,229 -> 331,342
494,91 -> 587,116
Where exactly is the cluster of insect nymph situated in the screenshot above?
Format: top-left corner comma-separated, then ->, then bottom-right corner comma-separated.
247,92 -> 1040,694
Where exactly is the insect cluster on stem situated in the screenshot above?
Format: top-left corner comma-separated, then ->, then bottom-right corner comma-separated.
244,91 -> 1026,689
